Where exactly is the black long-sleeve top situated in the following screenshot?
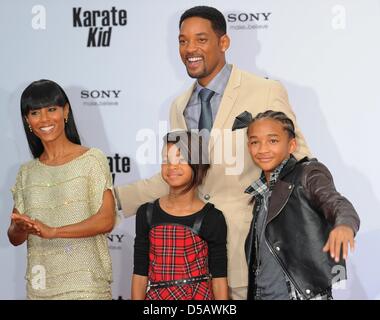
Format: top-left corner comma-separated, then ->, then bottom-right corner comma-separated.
133,199 -> 227,278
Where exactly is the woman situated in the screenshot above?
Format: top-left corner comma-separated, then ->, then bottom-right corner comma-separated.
8,79 -> 116,300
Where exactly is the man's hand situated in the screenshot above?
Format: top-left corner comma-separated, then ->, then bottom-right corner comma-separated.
323,225 -> 355,262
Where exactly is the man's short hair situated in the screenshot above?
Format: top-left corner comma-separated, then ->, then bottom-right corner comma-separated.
179,6 -> 226,37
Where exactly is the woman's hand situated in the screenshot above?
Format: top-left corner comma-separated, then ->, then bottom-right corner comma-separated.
10,189 -> 115,242
11,213 -> 57,239
33,219 -> 57,239
11,212 -> 40,235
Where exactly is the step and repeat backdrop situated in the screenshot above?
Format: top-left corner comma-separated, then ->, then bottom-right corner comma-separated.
1,0 -> 379,299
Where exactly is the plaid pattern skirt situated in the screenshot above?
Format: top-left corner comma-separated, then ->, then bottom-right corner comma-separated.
146,224 -> 213,300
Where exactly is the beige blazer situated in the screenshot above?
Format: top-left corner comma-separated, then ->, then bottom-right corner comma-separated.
116,65 -> 311,289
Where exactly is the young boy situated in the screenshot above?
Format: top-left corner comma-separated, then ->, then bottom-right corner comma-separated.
243,110 -> 360,300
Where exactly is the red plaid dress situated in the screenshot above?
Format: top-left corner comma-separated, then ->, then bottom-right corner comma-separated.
145,222 -> 213,300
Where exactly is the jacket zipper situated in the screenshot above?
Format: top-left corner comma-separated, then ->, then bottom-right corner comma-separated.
264,236 -> 305,299
253,198 -> 261,275
264,183 -> 306,299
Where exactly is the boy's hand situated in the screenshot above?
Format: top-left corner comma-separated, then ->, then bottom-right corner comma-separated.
323,225 -> 355,262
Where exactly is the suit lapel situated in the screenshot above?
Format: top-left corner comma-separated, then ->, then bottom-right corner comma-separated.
175,84 -> 195,129
175,66 -> 242,151
209,65 -> 241,151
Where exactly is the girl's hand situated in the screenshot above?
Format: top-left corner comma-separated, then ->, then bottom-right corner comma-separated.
323,225 -> 355,262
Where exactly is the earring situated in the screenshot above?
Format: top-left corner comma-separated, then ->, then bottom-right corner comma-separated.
64,118 -> 68,124
28,124 -> 33,132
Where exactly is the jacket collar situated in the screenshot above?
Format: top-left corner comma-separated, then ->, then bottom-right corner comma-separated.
245,157 -> 290,198
278,154 -> 309,179
266,155 -> 309,224
277,154 -> 296,178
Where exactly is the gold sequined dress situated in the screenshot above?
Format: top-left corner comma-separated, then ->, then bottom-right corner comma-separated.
12,148 -> 115,300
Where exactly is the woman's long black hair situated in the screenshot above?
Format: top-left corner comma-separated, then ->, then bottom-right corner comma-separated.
20,79 -> 81,158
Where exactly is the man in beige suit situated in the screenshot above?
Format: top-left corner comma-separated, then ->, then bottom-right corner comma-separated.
116,6 -> 311,299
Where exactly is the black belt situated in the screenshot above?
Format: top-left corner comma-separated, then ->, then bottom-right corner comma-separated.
148,275 -> 211,289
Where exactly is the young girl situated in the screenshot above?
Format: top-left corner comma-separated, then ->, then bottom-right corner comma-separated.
132,131 -> 228,300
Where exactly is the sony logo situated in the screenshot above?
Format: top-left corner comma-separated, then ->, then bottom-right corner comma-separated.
81,90 -> 121,99
227,12 -> 272,22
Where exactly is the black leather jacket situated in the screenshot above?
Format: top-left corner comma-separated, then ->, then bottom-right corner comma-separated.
245,156 -> 360,299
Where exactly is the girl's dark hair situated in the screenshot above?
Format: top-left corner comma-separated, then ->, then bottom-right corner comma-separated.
163,130 -> 210,194
20,79 -> 81,158
248,110 -> 296,139
179,6 -> 226,37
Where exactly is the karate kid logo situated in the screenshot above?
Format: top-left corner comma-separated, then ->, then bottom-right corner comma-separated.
107,153 -> 130,185
73,6 -> 127,47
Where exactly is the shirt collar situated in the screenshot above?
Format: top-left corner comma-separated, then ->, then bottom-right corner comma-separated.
245,157 -> 290,198
193,63 -> 232,96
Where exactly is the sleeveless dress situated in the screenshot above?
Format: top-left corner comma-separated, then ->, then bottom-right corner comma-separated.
145,202 -> 214,300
